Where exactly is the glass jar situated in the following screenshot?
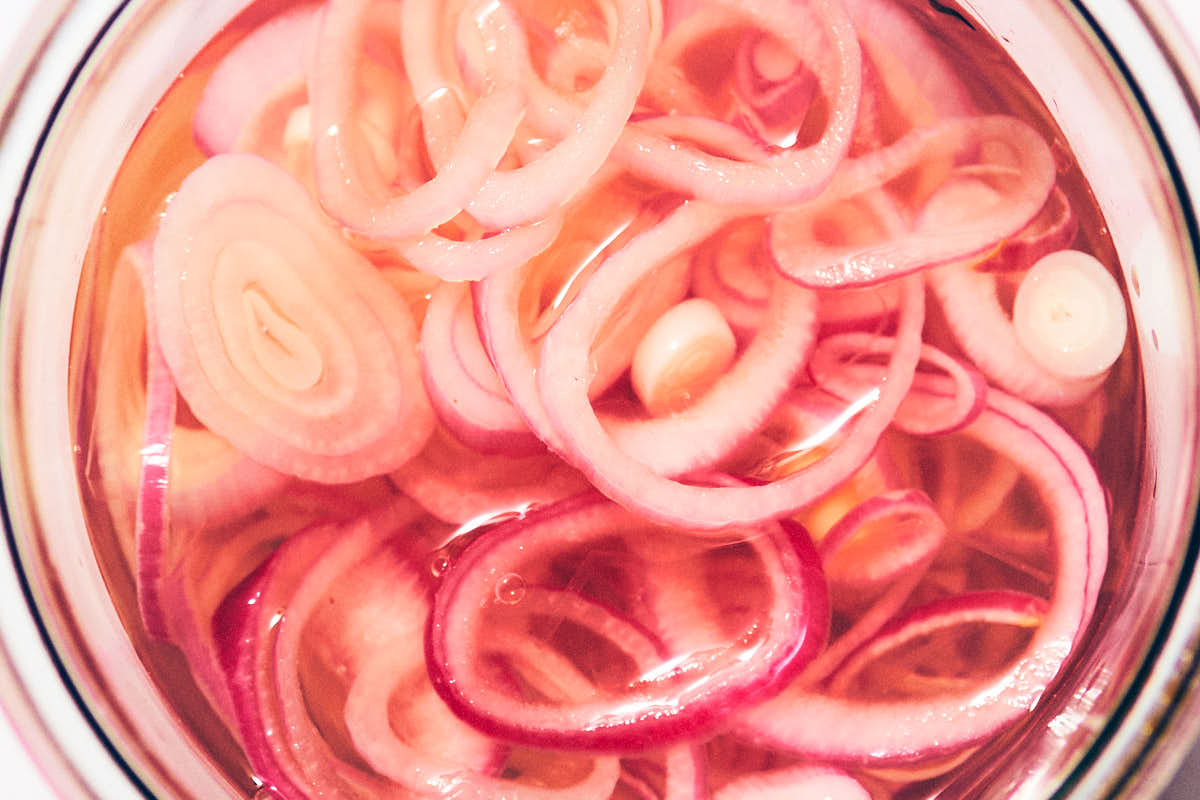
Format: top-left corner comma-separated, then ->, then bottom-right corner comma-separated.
0,0 -> 1197,798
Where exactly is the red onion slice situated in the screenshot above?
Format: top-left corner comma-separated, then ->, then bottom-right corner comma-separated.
426,495 -> 829,751
419,281 -> 539,454
809,333 -> 988,436
390,426 -> 588,525
193,3 -> 321,155
344,644 -> 620,799
92,243 -> 289,558
819,489 -> 948,603
309,0 -> 525,239
927,260 -> 1106,407
816,282 -> 902,331
614,0 -> 862,206
152,154 -> 434,483
386,213 -> 565,281
846,0 -> 975,147
133,245 -> 176,640
430,0 -> 654,230
798,561 -> 930,688
771,117 -> 1057,288
827,590 -> 1049,696
161,480 -> 396,729
536,200 -> 925,530
632,114 -> 772,163
473,194 -> 700,456
215,499 -> 442,799
734,388 -> 1108,764
977,185 -> 1079,273
600,272 -> 818,477
689,220 -> 771,340
731,31 -> 819,147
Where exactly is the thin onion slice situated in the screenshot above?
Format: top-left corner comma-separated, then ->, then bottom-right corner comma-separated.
613,0 -> 862,206
419,280 -> 539,454
537,201 -> 925,530
152,153 -> 434,483
771,117 -> 1056,288
424,0 -> 655,230
91,243 -> 290,552
809,334 -> 988,436
733,389 -> 1108,764
308,0 -> 525,238
134,246 -> 176,641
390,425 -> 588,525
827,590 -> 1049,696
977,185 -> 1078,273
426,495 -> 828,751
928,259 -> 1106,407
193,3 -> 321,155
603,272 -> 818,477
819,489 -> 948,602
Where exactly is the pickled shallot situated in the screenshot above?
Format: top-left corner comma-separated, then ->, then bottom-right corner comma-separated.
76,0 -> 1139,798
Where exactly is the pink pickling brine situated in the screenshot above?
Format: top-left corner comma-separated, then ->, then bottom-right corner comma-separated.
73,0 -> 1140,798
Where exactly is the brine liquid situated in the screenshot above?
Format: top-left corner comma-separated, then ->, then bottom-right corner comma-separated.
70,0 -> 1144,798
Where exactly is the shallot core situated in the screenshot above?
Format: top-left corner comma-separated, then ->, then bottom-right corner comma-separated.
1012,249 -> 1128,379
631,298 -> 738,415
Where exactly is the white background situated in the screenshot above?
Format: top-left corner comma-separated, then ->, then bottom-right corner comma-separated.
1,0 -> 1199,798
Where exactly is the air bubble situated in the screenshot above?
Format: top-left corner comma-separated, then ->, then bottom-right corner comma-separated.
430,549 -> 452,578
494,573 -> 527,605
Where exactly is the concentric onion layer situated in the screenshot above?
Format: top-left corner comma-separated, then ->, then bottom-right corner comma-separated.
770,115 -> 1058,288
536,201 -> 926,530
732,388 -> 1108,764
152,153 -> 434,483
426,494 -> 829,751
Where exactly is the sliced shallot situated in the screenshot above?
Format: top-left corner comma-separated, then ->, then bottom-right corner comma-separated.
152,154 -> 434,483
1011,249 -> 1128,380
308,0 -> 525,238
928,259 -> 1106,406
733,389 -> 1108,764
419,281 -> 539,454
426,495 -> 828,750
536,200 -> 924,529
771,117 -> 1056,288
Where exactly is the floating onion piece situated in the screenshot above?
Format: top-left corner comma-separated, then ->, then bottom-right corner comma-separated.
419,280 -> 539,454
421,0 -> 655,230
613,0 -> 863,206
928,258 -> 1106,407
390,425 -> 588,525
712,765 -> 870,800
977,185 -> 1079,273
426,495 -> 828,750
193,3 -> 321,155
309,0 -> 525,238
133,244 -> 176,641
1012,249 -> 1128,380
604,272 -> 818,477
809,334 -> 988,436
734,389 -> 1108,764
152,154 -> 434,483
771,117 -> 1056,288
819,489 -> 948,603
536,201 -> 924,529
631,298 -> 737,416
827,590 -> 1049,697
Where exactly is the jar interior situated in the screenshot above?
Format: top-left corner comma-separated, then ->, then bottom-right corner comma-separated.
2,1 -> 1197,798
